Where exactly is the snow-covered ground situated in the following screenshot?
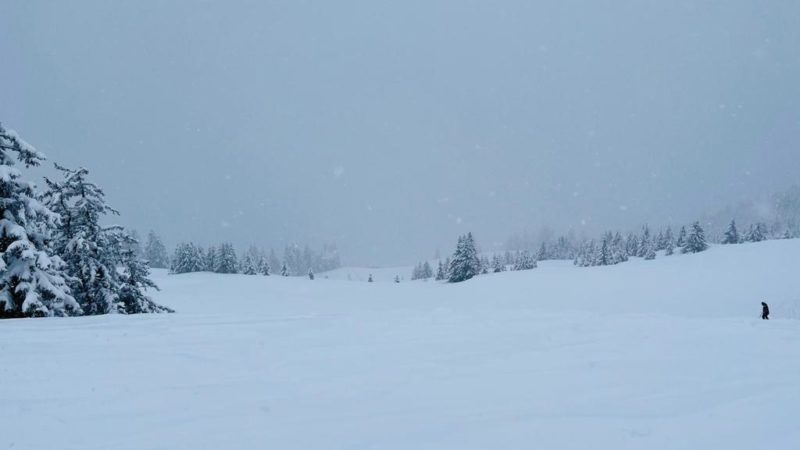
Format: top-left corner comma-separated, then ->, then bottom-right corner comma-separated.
3,240 -> 800,449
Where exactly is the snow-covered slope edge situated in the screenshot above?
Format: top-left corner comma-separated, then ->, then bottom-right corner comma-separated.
152,239 -> 800,319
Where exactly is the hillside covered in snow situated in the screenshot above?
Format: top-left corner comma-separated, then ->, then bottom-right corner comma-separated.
3,239 -> 800,449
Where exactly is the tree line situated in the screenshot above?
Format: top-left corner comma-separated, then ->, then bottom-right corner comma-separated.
168,241 -> 340,277
0,123 -> 170,318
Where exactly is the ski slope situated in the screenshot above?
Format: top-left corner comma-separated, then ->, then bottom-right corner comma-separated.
3,240 -> 800,449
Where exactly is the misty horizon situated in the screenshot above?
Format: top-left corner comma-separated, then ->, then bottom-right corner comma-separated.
3,1 -> 799,265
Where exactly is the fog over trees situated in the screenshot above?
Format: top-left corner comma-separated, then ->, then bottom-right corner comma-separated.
3,1 -> 800,265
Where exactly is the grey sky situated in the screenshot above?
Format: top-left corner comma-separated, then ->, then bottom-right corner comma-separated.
2,1 -> 799,265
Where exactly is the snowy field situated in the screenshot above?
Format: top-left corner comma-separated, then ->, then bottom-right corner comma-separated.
3,240 -> 800,449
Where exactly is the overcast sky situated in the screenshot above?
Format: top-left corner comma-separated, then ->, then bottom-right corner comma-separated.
2,1 -> 799,265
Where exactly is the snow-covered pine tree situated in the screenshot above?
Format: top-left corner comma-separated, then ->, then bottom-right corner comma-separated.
536,242 -> 548,261
411,263 -> 421,281
676,226 -> 687,248
196,246 -> 206,271
448,233 -> 481,283
513,249 -> 537,271
368,274 -> 374,283
258,255 -> 270,276
480,256 -> 490,274
745,223 -> 767,242
302,245 -> 314,276
0,124 -> 79,318
44,164 -> 124,315
240,253 -> 257,275
597,232 -> 612,266
283,244 -> 302,276
144,231 -> 170,268
204,245 -> 217,271
722,220 -> 740,244
665,233 -> 675,256
644,240 -> 656,260
422,261 -> 433,279
663,226 -> 675,255
611,232 -> 628,264
637,225 -> 651,258
435,260 -> 445,280
170,243 -> 188,274
215,243 -> 238,274
170,243 -> 204,274
491,254 -> 505,273
308,268 -> 314,280
682,221 -> 708,253
128,230 -> 143,258
625,233 -> 639,258
280,263 -> 290,277
503,251 -> 514,266
655,230 -> 666,251
113,232 -> 173,314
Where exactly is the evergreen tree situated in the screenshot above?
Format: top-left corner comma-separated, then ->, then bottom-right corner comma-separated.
0,124 -> 78,318
280,263 -> 290,277
682,221 -> 708,253
196,246 -> 206,271
170,243 -> 203,274
745,223 -> 768,242
644,242 -> 656,260
240,253 -> 257,275
127,230 -> 143,258
368,274 -> 374,283
480,256 -> 490,274
215,243 -> 238,273
536,242 -> 548,261
597,232 -> 612,266
204,244 -> 217,272
611,232 -> 628,264
422,261 -> 433,280
625,233 -> 639,257
258,256 -> 270,276
283,244 -> 302,276
665,236 -> 675,256
637,225 -> 652,258
115,232 -> 172,314
448,233 -> 481,283
503,251 -> 514,265
44,164 -> 124,315
144,231 -> 170,269
722,220 -> 740,244
308,268 -> 314,280
411,263 -> 421,281
435,261 -> 445,280
513,249 -> 538,271
677,226 -> 687,248
663,227 -> 675,255
491,254 -> 505,273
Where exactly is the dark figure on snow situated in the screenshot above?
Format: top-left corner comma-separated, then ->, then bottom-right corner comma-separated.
761,302 -> 770,320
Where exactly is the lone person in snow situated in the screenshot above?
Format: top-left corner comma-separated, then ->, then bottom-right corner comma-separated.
761,302 -> 770,320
